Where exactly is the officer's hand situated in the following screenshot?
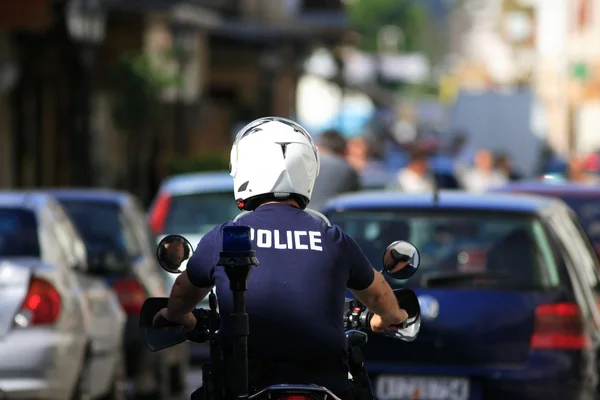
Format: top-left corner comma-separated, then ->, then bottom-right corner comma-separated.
370,309 -> 409,333
153,307 -> 197,332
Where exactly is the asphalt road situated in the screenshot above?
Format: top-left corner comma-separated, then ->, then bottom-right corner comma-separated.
185,367 -> 204,397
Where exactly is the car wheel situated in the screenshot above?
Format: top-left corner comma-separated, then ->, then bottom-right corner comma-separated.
71,355 -> 92,400
100,351 -> 127,400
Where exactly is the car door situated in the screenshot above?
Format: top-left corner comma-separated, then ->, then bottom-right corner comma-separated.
47,202 -> 125,395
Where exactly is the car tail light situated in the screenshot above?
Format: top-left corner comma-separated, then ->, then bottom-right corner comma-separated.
530,302 -> 591,350
15,277 -> 61,327
111,278 -> 147,315
149,192 -> 171,235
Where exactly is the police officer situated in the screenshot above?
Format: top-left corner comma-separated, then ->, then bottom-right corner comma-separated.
153,117 -> 408,399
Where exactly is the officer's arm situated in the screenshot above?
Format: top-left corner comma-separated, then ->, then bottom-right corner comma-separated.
167,270 -> 213,320
349,271 -> 402,323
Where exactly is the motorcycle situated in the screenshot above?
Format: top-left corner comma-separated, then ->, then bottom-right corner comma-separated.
142,225 -> 422,400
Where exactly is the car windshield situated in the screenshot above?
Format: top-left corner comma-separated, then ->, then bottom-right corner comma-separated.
0,208 -> 40,257
328,211 -> 561,290
58,201 -> 126,254
163,192 -> 241,235
560,198 -> 600,243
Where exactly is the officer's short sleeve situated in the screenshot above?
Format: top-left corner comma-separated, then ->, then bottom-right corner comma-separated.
331,225 -> 375,291
186,224 -> 224,288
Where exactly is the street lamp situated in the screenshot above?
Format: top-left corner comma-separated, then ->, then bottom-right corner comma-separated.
65,0 -> 107,186
170,21 -> 198,155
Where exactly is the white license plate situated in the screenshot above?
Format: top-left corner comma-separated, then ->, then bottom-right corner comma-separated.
375,375 -> 470,400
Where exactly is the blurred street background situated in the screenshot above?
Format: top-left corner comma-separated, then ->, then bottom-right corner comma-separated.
2,0 -> 600,399
1,0 -> 598,203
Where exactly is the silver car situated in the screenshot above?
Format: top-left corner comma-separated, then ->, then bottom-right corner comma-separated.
0,192 -> 126,399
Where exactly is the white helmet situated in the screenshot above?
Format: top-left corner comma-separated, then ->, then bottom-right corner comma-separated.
230,117 -> 320,211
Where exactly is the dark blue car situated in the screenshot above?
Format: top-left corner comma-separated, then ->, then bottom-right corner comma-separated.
492,181 -> 600,257
323,191 -> 600,400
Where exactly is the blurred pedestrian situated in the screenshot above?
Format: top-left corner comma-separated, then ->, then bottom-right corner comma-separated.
449,131 -> 476,182
388,147 -> 435,193
346,136 -> 391,189
495,152 -> 522,181
460,149 -> 508,193
309,129 -> 361,211
450,131 -> 476,166
582,152 -> 600,175
567,154 -> 600,185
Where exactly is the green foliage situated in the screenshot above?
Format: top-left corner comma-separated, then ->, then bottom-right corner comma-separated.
347,0 -> 428,53
108,52 -> 181,130
402,82 -> 439,99
168,154 -> 230,175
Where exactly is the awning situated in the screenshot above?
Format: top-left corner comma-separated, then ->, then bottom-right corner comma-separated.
103,0 -> 222,28
210,11 -> 348,43
0,0 -> 52,31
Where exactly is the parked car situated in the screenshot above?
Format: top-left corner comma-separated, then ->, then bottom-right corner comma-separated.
323,190 -> 600,400
148,171 -> 240,244
0,192 -> 126,399
492,181 -> 600,257
45,189 -> 188,399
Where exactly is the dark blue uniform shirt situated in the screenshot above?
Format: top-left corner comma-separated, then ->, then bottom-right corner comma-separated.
186,203 -> 375,392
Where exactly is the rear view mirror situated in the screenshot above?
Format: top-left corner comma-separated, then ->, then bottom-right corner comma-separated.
382,240 -> 420,280
157,235 -> 194,274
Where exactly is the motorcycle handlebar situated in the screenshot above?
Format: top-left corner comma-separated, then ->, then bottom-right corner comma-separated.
153,299 -> 406,343
152,308 -> 215,343
344,304 -> 373,331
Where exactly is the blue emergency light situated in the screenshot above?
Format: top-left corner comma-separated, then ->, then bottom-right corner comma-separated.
222,226 -> 253,253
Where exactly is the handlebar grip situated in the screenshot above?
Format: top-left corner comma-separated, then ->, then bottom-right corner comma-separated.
153,315 -> 182,328
365,311 -> 374,329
